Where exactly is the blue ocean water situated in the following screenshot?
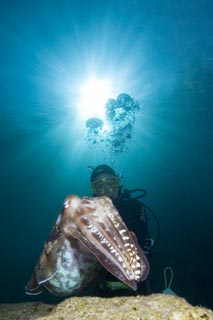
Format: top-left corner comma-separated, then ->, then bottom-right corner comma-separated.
1,0 -> 213,308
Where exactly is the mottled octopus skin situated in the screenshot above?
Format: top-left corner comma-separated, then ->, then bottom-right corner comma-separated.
25,195 -> 149,296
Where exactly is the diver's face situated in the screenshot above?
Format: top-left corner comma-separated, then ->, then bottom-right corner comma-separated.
91,174 -> 120,199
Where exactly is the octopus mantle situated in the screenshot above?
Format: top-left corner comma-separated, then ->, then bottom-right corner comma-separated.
25,195 -> 149,296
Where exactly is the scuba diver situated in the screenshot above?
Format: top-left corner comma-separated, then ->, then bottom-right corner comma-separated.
90,164 -> 158,296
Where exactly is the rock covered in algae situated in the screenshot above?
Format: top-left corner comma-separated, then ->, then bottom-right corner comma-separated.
0,294 -> 213,320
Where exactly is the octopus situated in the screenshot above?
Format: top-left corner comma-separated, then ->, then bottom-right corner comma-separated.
25,195 -> 149,296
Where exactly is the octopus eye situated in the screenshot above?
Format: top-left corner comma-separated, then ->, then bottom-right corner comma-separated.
63,199 -> 70,208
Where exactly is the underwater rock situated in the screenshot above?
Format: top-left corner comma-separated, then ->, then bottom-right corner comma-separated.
0,294 -> 213,320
